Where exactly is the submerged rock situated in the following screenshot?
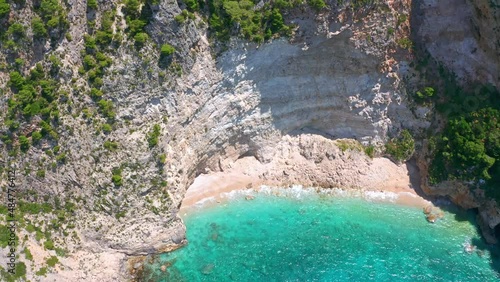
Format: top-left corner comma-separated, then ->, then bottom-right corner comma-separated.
201,264 -> 215,275
423,205 -> 444,223
211,232 -> 219,241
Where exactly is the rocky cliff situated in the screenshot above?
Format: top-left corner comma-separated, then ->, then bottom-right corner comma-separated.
0,0 -> 498,281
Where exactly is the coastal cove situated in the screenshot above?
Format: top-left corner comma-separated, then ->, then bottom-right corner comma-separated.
141,186 -> 499,281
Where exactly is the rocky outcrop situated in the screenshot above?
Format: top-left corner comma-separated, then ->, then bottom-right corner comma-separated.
411,0 -> 500,244
413,0 -> 500,87
416,145 -> 500,244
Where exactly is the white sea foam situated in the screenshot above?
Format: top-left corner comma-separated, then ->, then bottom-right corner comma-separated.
195,185 -> 411,208
363,191 -> 399,202
193,196 -> 217,208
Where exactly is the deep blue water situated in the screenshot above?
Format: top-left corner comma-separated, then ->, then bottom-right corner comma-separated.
143,191 -> 499,281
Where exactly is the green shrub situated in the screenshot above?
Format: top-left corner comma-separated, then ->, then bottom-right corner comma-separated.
90,88 -> 103,99
40,0 -> 60,19
96,30 -> 113,46
9,71 -> 25,89
83,55 -> 97,70
387,27 -> 394,36
174,13 -> 186,23
184,0 -> 199,11
24,247 -> 33,261
36,169 -> 46,178
32,131 -> 43,144
8,23 -> 26,37
397,37 -> 413,50
103,140 -> 118,151
101,123 -> 112,133
101,11 -> 114,31
385,129 -> 415,162
124,0 -> 141,16
87,0 -> 97,9
397,14 -> 408,26
160,43 -> 175,57
415,86 -> 435,101
83,33 -> 95,47
0,225 -> 12,247
46,255 -> 58,267
147,124 -> 161,147
97,99 -> 115,119
36,267 -> 48,276
133,32 -> 148,47
43,240 -> 55,250
13,262 -> 27,280
430,107 -> 499,184
158,153 -> 166,164
30,63 -> 45,80
364,145 -> 375,158
56,152 -> 66,163
308,0 -> 326,11
32,17 -> 48,38
128,19 -> 146,35
15,58 -> 25,69
92,77 -> 103,87
112,174 -> 122,186
19,135 -> 30,152
96,52 -> 112,67
4,39 -> 17,51
48,54 -> 60,65
0,0 -> 9,18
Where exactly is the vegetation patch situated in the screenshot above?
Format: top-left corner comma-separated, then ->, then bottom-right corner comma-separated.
385,129 -> 415,163
147,124 -> 161,148
430,106 -> 499,195
206,0 -> 294,42
112,167 -> 123,186
335,139 -> 364,152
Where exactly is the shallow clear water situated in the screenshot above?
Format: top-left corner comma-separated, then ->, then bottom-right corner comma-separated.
143,192 -> 499,281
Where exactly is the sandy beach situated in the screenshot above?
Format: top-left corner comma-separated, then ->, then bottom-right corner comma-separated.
180,155 -> 435,214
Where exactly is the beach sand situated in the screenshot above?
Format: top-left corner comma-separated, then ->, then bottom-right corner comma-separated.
180,156 -> 434,214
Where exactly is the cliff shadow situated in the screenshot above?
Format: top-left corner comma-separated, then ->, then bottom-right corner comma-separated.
224,34 -> 386,142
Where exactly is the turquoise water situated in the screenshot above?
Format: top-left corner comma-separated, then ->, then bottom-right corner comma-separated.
143,192 -> 499,281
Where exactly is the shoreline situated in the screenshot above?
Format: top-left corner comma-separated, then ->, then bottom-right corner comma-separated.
179,166 -> 435,216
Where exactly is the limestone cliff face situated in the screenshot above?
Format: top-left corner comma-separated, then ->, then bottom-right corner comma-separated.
413,0 -> 500,87
412,0 -> 500,243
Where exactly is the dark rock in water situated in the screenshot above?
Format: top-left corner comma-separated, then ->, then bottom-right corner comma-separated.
211,232 -> 218,241
210,222 -> 218,229
160,259 -> 175,272
201,263 -> 215,275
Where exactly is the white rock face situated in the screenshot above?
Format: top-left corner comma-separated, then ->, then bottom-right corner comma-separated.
165,33 -> 419,176
414,0 -> 500,87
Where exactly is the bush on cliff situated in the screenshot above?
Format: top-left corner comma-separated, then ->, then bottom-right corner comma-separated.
161,43 -> 175,57
385,129 -> 415,163
430,108 -> 499,184
0,0 -> 10,19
